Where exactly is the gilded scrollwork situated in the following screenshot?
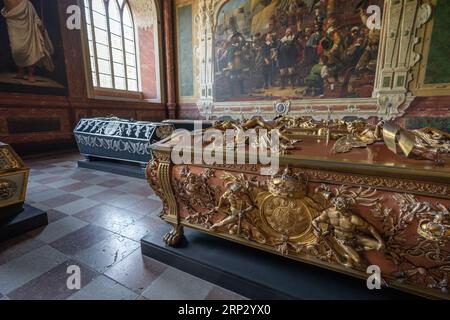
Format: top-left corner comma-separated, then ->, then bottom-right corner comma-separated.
302,168 -> 450,198
388,194 -> 450,248
198,163 -> 449,197
145,159 -> 168,217
152,150 -> 171,163
0,157 -> 7,170
407,238 -> 450,264
0,143 -> 27,210
369,193 -> 450,293
173,167 -> 220,227
394,194 -> 450,265
199,163 -> 264,173
0,149 -> 21,171
146,156 -> 184,246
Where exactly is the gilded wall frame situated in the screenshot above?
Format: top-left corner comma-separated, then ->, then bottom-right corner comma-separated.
187,0 -> 433,120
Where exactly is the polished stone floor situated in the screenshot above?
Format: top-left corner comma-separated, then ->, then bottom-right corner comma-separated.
0,153 -> 246,300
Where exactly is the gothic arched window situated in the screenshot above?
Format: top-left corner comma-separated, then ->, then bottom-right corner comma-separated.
84,0 -> 139,92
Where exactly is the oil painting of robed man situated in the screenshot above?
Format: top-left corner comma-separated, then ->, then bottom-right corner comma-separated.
0,0 -> 68,95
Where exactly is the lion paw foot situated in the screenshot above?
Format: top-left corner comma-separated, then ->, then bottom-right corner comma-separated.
163,226 -> 184,246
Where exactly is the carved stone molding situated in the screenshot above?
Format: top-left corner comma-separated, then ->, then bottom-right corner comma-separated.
128,0 -> 157,29
152,150 -> 171,163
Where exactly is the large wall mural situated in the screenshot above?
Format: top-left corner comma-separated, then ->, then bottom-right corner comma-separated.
0,0 -> 68,95
424,0 -> 450,85
177,4 -> 195,97
213,0 -> 384,102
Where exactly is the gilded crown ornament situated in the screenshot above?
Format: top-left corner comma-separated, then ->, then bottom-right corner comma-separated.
268,168 -> 306,198
415,203 -> 450,244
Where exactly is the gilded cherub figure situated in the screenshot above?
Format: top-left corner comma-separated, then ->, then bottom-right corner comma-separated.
210,180 -> 266,243
312,188 -> 385,268
210,182 -> 253,233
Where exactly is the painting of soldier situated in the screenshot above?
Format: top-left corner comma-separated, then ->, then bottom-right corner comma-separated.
0,0 -> 67,95
214,0 -> 383,102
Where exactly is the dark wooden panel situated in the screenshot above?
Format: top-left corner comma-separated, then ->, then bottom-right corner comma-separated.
7,118 -> 61,134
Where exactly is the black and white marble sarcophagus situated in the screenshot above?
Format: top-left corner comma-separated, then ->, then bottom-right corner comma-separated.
74,117 -> 174,165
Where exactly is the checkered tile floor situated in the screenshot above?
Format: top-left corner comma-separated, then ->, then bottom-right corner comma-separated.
0,153 -> 246,300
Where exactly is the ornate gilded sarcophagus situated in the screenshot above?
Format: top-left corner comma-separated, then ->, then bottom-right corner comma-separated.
74,117 -> 174,165
0,142 -> 29,219
146,117 -> 450,299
